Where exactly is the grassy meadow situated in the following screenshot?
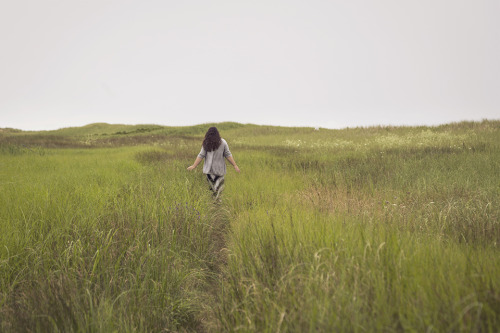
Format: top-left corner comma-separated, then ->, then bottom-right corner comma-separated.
1,121 -> 499,332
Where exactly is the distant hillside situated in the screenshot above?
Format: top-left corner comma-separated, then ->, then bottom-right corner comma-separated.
0,122 -> 250,148
2,122 -> 247,137
47,123 -> 165,136
1,120 -> 498,149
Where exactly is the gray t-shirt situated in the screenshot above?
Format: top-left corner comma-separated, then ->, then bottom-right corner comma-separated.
198,138 -> 232,176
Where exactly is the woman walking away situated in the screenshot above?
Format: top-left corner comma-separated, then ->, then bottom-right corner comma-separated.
187,127 -> 240,199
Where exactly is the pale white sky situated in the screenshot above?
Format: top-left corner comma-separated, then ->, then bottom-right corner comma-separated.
1,0 -> 499,131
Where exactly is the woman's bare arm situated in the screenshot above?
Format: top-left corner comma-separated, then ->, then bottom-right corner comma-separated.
226,156 -> 240,173
187,157 -> 203,171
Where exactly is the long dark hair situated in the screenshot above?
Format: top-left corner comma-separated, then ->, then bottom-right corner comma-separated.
202,127 -> 222,152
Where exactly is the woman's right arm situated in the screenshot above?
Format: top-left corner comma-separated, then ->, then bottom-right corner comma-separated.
223,140 -> 240,172
226,155 -> 240,173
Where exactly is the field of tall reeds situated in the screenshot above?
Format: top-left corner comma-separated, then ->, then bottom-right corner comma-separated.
1,120 -> 499,332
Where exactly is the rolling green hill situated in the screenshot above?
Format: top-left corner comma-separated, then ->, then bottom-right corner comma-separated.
1,120 -> 499,332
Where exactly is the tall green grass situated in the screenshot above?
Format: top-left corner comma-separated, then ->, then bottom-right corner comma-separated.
217,121 -> 499,332
0,147 -> 227,331
1,120 -> 499,331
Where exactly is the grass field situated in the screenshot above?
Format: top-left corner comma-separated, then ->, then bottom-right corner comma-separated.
1,121 -> 499,332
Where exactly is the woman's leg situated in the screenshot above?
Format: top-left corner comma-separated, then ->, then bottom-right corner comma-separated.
206,174 -> 225,199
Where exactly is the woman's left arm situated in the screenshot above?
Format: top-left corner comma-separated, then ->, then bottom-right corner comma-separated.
187,157 -> 203,171
188,146 -> 206,171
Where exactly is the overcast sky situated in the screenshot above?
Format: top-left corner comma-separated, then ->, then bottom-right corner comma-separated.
1,0 -> 499,131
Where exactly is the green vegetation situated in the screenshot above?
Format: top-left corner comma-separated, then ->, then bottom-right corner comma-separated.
1,121 -> 499,332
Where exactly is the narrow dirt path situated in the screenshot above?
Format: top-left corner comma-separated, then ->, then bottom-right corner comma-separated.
198,200 -> 231,332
